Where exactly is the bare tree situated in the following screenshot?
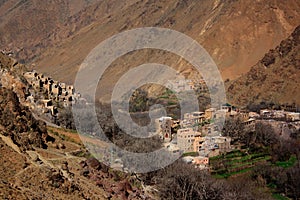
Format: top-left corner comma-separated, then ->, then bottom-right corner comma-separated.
253,122 -> 278,147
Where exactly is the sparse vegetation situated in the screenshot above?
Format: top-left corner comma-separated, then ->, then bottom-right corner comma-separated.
0,1 -> 300,199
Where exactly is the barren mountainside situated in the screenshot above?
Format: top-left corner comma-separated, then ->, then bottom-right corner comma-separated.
0,2 -> 300,199
0,0 -> 299,85
227,25 -> 300,107
0,0 -> 133,61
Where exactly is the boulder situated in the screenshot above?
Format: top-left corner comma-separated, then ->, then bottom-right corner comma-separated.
86,157 -> 101,170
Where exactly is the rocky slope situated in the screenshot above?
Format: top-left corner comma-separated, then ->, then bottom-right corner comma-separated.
0,86 -> 152,199
0,0 -> 299,85
0,0 -> 137,63
0,53 -> 50,151
0,129 -> 107,199
0,52 -> 154,199
0,87 -> 49,151
227,25 -> 300,107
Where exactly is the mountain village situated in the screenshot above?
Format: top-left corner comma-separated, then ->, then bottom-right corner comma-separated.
19,68 -> 300,173
22,70 -> 82,118
155,103 -> 300,170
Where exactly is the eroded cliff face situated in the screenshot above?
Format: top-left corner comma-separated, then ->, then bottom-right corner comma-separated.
227,25 -> 300,107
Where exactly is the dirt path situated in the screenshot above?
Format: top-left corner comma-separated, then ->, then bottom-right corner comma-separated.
0,134 -> 21,154
0,132 -> 76,181
32,112 -> 60,128
48,126 -> 109,149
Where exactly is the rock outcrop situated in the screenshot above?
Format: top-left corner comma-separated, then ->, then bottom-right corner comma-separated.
79,157 -> 151,200
0,87 -> 49,151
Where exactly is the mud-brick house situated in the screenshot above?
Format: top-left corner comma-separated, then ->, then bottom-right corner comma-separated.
43,78 -> 54,93
181,111 -> 205,131
59,94 -> 73,102
220,103 -> 233,112
249,112 -> 260,118
183,112 -> 205,124
40,76 -> 48,83
286,112 -> 300,121
59,82 -> 66,91
42,99 -> 52,107
23,71 -> 38,79
166,79 -> 195,93
66,85 -> 74,95
47,106 -> 58,116
51,83 -> 62,96
193,135 -> 206,152
26,75 -> 42,89
36,79 -> 44,89
260,109 -> 272,118
205,108 -> 216,120
25,78 -> 34,86
37,73 -> 44,80
61,90 -> 69,97
66,95 -> 73,102
177,128 -> 201,153
200,136 -> 231,157
213,136 -> 231,152
243,118 -> 256,131
193,156 -> 209,169
40,99 -> 57,116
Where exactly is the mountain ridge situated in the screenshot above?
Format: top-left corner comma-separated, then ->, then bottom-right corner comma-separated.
0,0 -> 299,85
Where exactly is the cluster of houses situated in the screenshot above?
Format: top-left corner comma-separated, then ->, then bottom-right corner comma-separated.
20,68 -> 300,170
166,78 -> 207,93
155,103 -> 300,170
23,70 -> 81,116
259,109 -> 300,121
165,71 -> 208,93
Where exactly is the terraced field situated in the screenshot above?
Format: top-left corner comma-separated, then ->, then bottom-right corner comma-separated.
210,150 -> 271,178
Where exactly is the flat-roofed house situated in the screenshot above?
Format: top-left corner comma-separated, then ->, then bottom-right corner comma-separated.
286,112 -> 300,121
193,135 -> 205,152
205,108 -> 216,120
177,128 -> 201,153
